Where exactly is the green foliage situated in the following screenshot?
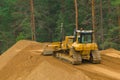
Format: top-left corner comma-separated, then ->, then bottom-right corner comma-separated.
0,0 -> 120,53
111,0 -> 120,5
16,32 -> 26,41
100,26 -> 120,50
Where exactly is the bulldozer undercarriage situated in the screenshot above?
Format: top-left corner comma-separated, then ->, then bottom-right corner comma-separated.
53,48 -> 82,65
52,49 -> 101,65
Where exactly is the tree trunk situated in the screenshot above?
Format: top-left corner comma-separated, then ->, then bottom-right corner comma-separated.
30,0 -> 36,41
91,0 -> 96,42
100,0 -> 104,49
118,5 -> 120,27
61,0 -> 65,13
74,0 -> 79,30
108,0 -> 112,26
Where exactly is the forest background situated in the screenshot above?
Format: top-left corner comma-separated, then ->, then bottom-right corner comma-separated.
0,0 -> 120,54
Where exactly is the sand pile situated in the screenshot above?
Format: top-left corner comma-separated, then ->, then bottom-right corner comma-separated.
0,40 -> 41,70
101,48 -> 120,54
0,40 -> 45,80
0,40 -> 90,80
101,48 -> 120,58
25,61 -> 90,80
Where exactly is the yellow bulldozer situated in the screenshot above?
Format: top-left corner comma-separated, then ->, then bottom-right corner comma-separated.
43,29 -> 101,65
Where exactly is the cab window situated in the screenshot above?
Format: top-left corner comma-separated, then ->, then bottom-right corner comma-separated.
79,34 -> 92,43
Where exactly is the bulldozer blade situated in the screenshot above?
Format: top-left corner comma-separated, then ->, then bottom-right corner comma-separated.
42,50 -> 53,56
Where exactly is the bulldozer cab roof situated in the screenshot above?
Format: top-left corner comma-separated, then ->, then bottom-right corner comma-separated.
76,30 -> 93,34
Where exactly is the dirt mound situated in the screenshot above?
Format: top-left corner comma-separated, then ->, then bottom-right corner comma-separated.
1,40 -> 120,80
101,48 -> 120,58
25,61 -> 90,80
0,40 -> 39,70
101,48 -> 120,54
0,40 -> 48,80
0,40 -> 90,80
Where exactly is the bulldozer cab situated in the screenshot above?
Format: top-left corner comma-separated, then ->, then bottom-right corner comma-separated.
75,30 -> 93,43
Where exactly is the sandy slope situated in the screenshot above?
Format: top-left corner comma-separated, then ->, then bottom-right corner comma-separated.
101,48 -> 120,58
0,40 -> 89,80
24,58 -> 90,80
0,40 -> 120,80
74,55 -> 120,80
0,40 -> 36,70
